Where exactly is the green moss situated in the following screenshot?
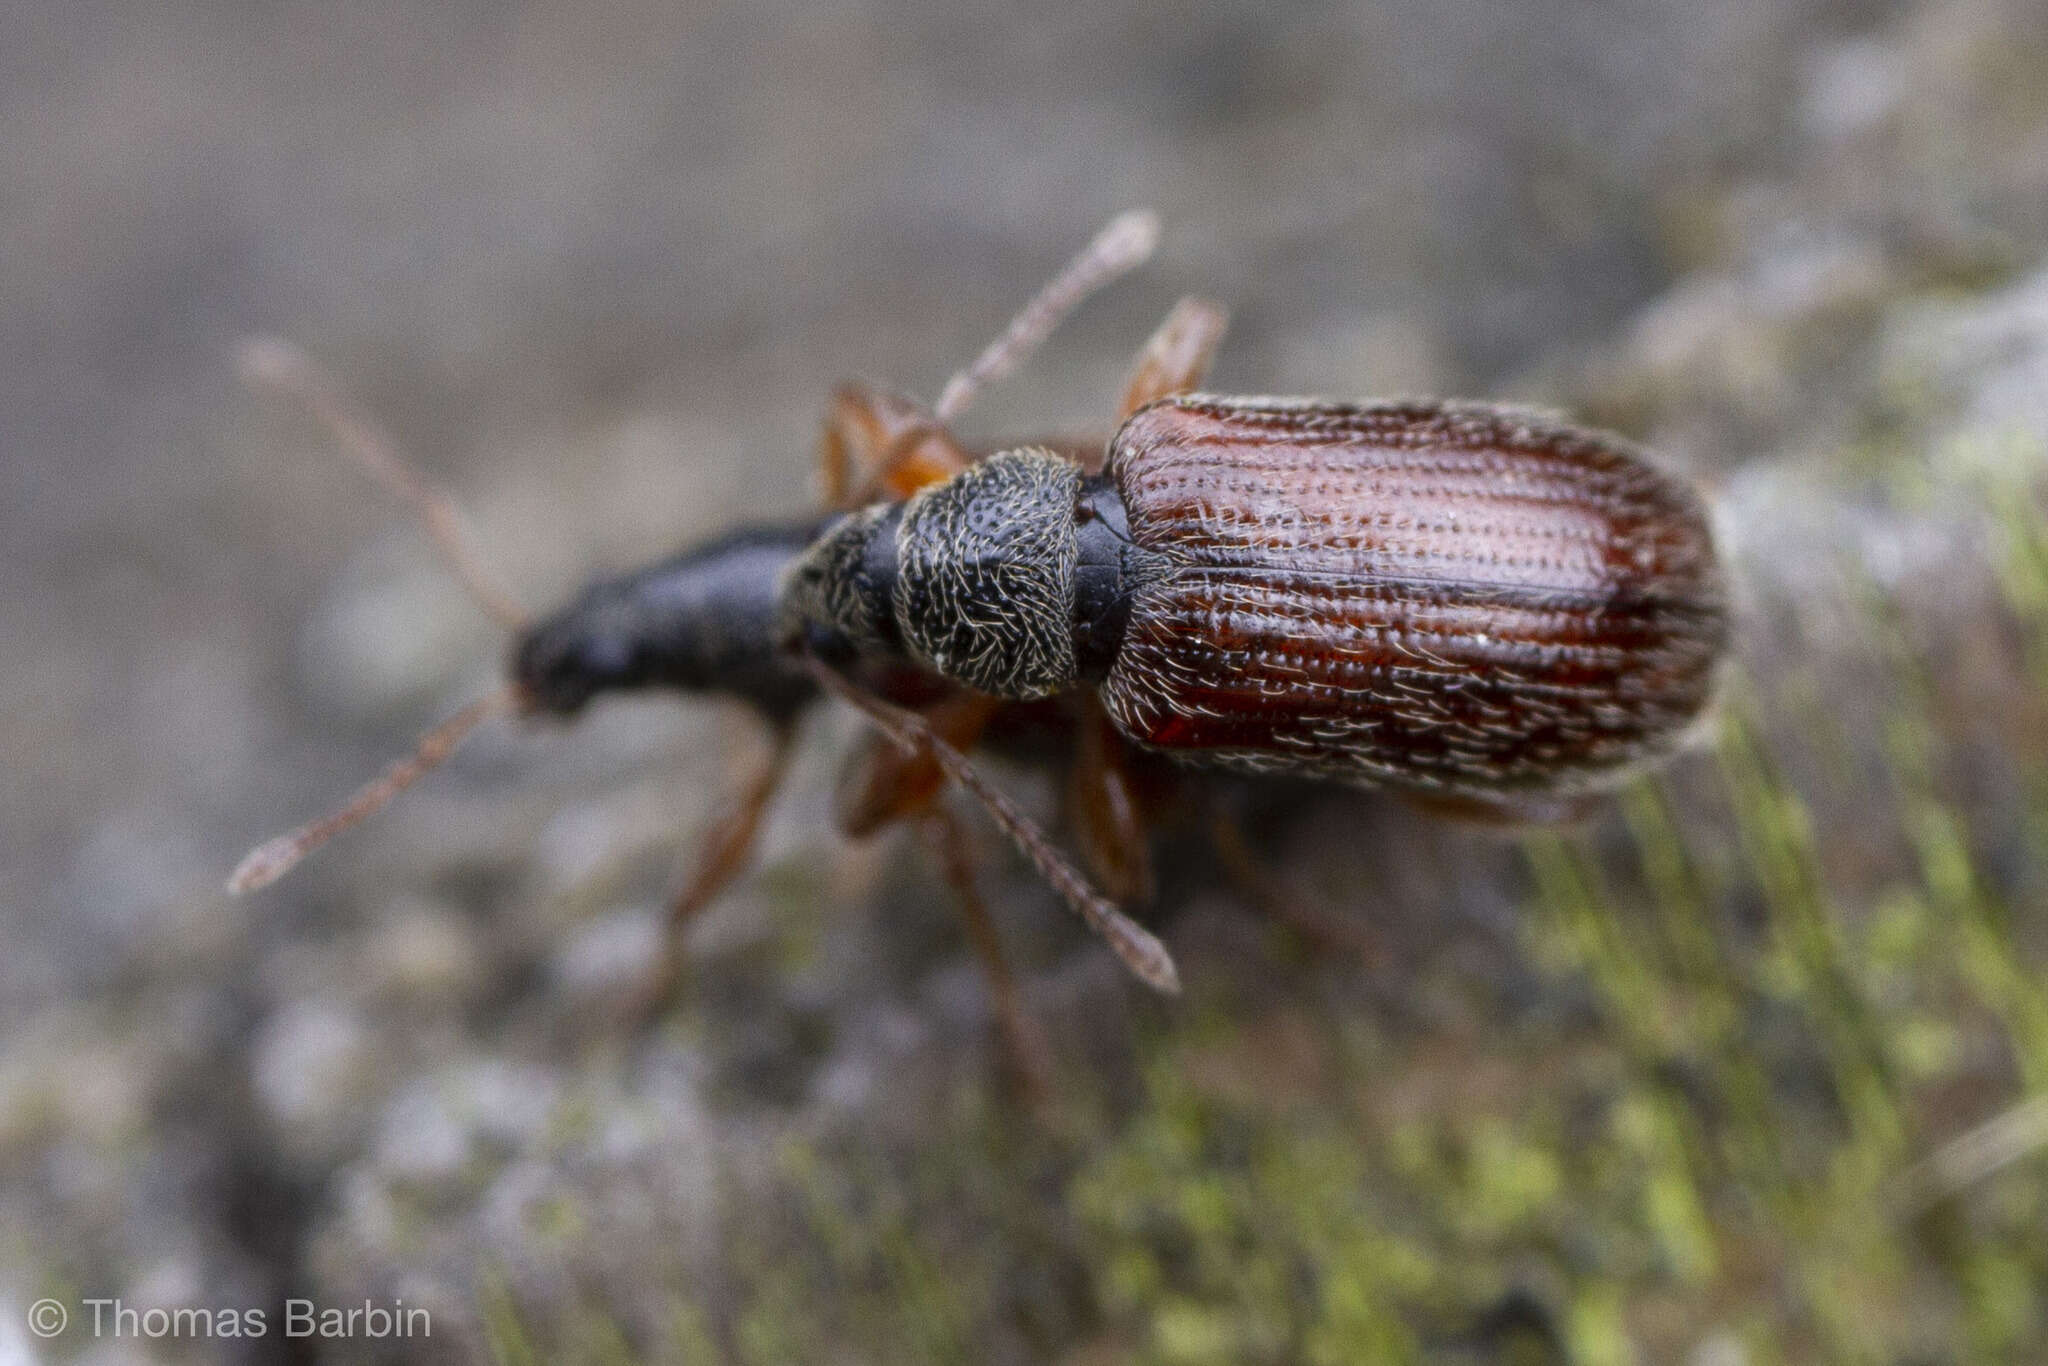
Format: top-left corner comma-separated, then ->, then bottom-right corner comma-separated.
464,464 -> 2048,1365
1072,1062 -> 1430,1364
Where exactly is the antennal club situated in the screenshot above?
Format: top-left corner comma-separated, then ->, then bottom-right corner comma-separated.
933,209 -> 1161,425
803,657 -> 1180,994
227,683 -> 521,894
238,336 -> 529,630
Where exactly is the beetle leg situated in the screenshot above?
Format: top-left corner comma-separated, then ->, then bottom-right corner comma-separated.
922,806 -> 1056,1104
819,219 -> 1177,504
805,656 -> 1179,993
630,719 -> 800,1021
818,382 -> 973,509
1117,296 -> 1230,421
1205,796 -> 1381,964
836,689 -> 1004,838
1065,697 -> 1157,905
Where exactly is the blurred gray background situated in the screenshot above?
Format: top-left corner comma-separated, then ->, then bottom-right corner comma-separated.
6,0 -> 2048,1361
1,0 -> 1865,976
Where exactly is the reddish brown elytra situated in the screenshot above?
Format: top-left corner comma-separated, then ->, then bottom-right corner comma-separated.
234,213 -> 1727,1097
1094,397 -> 1725,800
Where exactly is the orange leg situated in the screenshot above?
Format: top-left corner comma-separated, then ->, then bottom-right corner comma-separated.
835,689 -> 1004,838
1057,287 -> 1207,897
822,212 -> 1169,507
629,721 -> 800,1022
923,806 -> 1056,1104
1065,697 -> 1157,905
818,382 -> 972,509
1117,296 -> 1229,421
807,655 -> 1178,995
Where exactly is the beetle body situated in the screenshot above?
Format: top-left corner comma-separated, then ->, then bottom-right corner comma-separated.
237,215 -> 1731,1039
782,393 -> 1726,804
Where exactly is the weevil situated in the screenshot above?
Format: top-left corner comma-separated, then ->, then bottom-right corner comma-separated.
783,395 -> 1726,813
231,212 -> 1727,1092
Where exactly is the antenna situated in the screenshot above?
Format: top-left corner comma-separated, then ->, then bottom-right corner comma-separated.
803,657 -> 1180,994
227,684 -> 521,894
933,209 -> 1161,425
238,337 -> 529,630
